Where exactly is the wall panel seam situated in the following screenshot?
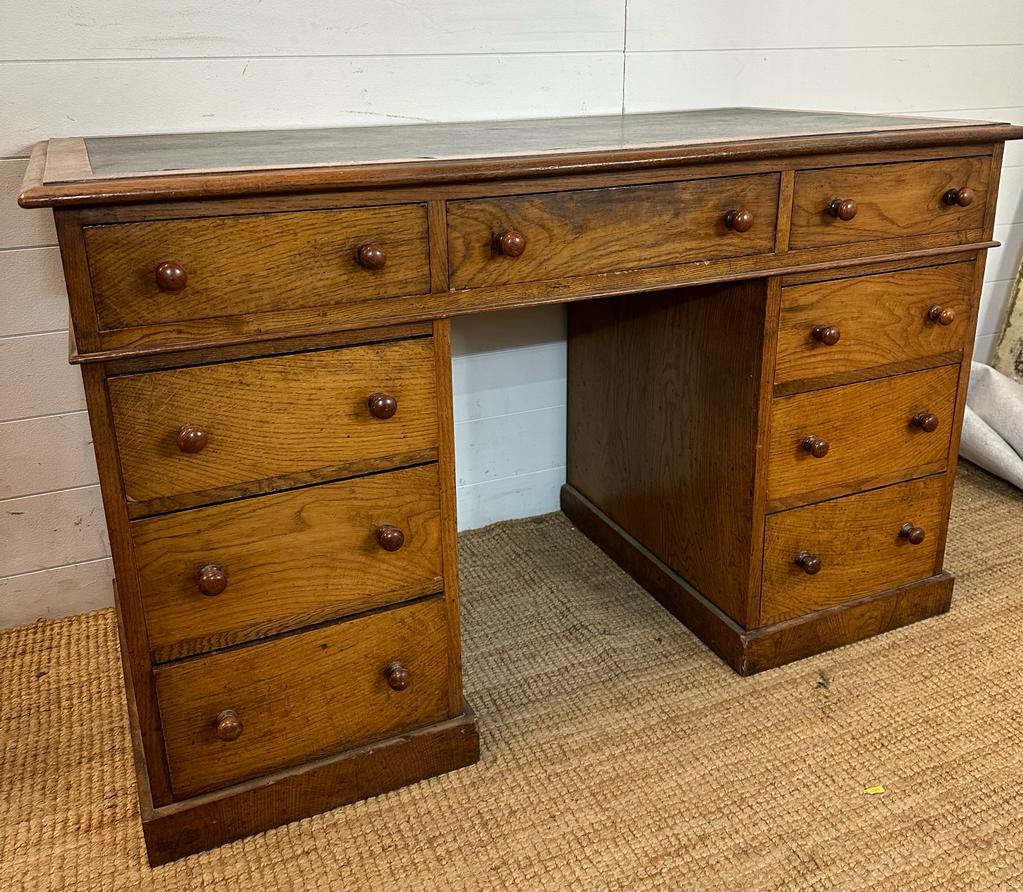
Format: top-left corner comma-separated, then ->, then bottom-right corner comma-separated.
0,481 -> 100,503
0,555 -> 111,582
0,50 -> 628,65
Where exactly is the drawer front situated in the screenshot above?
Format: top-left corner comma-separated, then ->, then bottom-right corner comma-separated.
156,596 -> 452,798
776,262 -> 976,387
85,205 -> 431,329
767,365 -> 959,505
109,337 -> 438,504
761,475 -> 946,624
134,464 -> 443,661
447,174 -> 780,289
789,157 -> 990,249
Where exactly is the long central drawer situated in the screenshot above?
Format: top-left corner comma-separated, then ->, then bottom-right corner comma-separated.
155,596 -> 452,798
133,464 -> 444,661
108,337 -> 438,505
446,174 -> 780,289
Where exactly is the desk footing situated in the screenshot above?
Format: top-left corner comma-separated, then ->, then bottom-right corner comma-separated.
138,707 -> 480,866
561,484 -> 954,675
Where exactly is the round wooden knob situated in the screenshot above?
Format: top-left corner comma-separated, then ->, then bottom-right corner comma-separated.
812,324 -> 841,346
196,564 -> 228,597
375,525 -> 405,552
943,187 -> 975,208
912,412 -> 940,433
724,208 -> 755,233
215,709 -> 242,741
367,392 -> 397,420
385,661 -> 411,691
176,422 -> 209,454
927,305 -> 956,326
356,243 -> 386,271
496,230 -> 527,258
795,551 -> 822,575
899,522 -> 926,545
155,260 -> 187,292
801,435 -> 830,459
827,198 -> 858,221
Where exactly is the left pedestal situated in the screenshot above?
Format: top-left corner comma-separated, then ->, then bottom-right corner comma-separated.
77,319 -> 475,865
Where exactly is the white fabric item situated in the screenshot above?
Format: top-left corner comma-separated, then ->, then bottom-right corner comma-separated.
959,361 -> 1023,490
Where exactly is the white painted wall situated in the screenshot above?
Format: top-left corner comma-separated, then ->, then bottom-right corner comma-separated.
1,2 -> 1021,626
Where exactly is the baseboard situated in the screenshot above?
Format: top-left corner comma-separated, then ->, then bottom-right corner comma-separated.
139,709 -> 479,866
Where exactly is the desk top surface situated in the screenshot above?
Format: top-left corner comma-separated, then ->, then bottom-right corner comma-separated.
20,107 -> 1023,208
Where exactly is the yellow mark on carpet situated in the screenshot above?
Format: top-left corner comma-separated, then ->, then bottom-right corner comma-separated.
863,785 -> 886,795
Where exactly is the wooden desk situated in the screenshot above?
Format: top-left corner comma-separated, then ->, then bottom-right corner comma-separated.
21,108 -> 1023,864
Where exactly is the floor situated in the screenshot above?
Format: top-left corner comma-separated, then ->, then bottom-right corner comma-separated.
1,461 -> 1021,890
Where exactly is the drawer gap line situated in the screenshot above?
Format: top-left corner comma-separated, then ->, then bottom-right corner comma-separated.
150,590 -> 446,668
126,454 -> 439,521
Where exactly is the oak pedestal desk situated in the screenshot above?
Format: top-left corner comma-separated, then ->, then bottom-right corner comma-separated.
21,108 -> 1023,864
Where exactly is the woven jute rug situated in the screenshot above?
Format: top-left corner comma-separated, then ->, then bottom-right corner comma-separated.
2,462 -> 1022,891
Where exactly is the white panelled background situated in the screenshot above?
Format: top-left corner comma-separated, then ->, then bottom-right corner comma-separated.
1,1 -> 1021,626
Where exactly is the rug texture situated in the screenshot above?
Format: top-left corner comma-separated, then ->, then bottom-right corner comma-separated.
2,462 -> 1022,891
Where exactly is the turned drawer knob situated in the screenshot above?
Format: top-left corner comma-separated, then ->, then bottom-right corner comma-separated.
724,208 -> 755,232
795,551 -> 822,575
216,709 -> 242,741
176,422 -> 209,453
356,243 -> 386,270
375,525 -> 405,552
912,411 -> 940,433
367,392 -> 397,419
155,260 -> 187,292
812,324 -> 841,346
899,522 -> 927,545
943,187 -> 975,208
196,564 -> 228,597
801,435 -> 830,458
495,230 -> 527,258
928,305 -> 956,326
826,198 -> 858,221
385,661 -> 411,691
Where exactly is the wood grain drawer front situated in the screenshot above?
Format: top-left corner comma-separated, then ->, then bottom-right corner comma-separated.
767,364 -> 959,506
155,596 -> 451,798
109,338 -> 437,505
85,205 -> 431,329
134,464 -> 443,662
446,174 -> 780,289
789,157 -> 990,249
776,262 -> 976,388
761,474 -> 946,625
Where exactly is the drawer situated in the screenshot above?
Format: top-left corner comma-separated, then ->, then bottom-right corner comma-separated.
761,474 -> 946,624
85,205 -> 431,329
789,157 -> 990,249
155,596 -> 452,798
133,464 -> 443,661
446,174 -> 779,289
766,364 -> 959,506
109,337 -> 438,505
775,262 -> 976,388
